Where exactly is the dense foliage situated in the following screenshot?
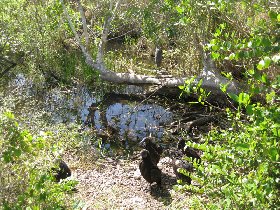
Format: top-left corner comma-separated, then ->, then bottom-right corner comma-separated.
0,0 -> 279,209
0,111 -> 78,209
177,1 -> 279,209
180,76 -> 279,208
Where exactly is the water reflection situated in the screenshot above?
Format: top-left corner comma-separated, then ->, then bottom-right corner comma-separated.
105,103 -> 172,141
7,74 -> 174,149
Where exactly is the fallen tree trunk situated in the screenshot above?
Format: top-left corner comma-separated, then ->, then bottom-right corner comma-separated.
60,0 -> 242,104
99,70 -> 186,87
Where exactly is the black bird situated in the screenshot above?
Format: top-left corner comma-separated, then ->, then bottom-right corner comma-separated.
52,160 -> 71,182
139,136 -> 163,165
139,149 -> 162,186
155,46 -> 163,67
177,139 -> 201,163
172,158 -> 193,185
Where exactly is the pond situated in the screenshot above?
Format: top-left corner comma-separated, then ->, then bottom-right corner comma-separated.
4,74 -> 192,152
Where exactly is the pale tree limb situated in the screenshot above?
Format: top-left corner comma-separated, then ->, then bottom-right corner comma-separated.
97,0 -> 121,65
77,0 -> 89,49
59,0 -> 242,101
60,0 -> 187,86
60,0 -> 95,68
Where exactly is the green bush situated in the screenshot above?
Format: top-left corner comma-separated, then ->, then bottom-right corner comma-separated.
176,1 -> 279,208
0,111 -> 77,209
178,70 -> 279,209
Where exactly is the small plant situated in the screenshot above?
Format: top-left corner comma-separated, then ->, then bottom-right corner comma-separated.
0,111 -> 77,209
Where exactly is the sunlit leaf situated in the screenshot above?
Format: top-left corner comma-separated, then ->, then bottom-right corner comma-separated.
246,105 -> 254,115
235,143 -> 250,150
272,55 -> 280,63
228,92 -> 239,102
257,60 -> 265,70
268,147 -> 278,161
229,53 -> 235,60
261,74 -> 268,83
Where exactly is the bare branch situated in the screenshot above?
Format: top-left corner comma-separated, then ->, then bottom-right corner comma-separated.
77,0 -> 89,49
60,0 -> 96,69
0,62 -> 17,78
97,0 -> 122,64
58,0 -> 241,102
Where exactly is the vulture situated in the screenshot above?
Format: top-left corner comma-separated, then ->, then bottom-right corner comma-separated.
139,136 -> 163,165
155,46 -> 163,67
172,158 -> 193,185
139,149 -> 162,186
52,160 -> 71,182
177,139 -> 201,163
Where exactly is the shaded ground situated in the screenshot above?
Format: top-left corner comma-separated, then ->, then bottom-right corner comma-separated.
65,145 -> 191,209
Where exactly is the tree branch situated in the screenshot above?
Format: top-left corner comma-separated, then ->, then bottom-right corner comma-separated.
59,0 -> 241,102
60,0 -> 96,69
0,62 -> 17,78
77,0 -> 89,50
96,0 -> 122,64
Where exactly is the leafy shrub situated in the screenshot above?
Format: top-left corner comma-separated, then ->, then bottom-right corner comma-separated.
0,111 -> 77,209
176,1 -> 279,208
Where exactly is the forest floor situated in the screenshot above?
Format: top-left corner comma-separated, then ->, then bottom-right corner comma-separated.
64,143 -> 192,210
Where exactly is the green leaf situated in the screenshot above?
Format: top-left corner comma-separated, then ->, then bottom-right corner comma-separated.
264,56 -> 271,68
235,143 -> 250,151
220,83 -> 228,93
238,92 -> 250,105
3,151 -> 12,163
229,53 -> 235,60
14,148 -> 22,157
261,74 -> 268,83
261,38 -> 271,47
266,91 -> 275,103
212,45 -> 219,51
214,28 -> 221,37
269,11 -> 278,20
268,147 -> 279,161
246,105 -> 254,115
227,93 -> 239,102
257,57 -> 271,70
211,52 -> 220,59
257,60 -> 265,70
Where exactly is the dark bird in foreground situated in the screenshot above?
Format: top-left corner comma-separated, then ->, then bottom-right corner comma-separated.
52,160 -> 71,182
139,136 -> 163,165
172,158 -> 193,185
177,139 -> 201,163
139,149 -> 162,186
